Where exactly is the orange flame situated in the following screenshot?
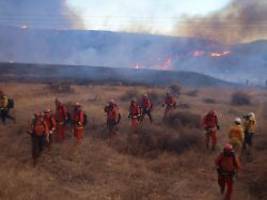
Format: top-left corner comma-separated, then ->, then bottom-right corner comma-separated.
158,57 -> 173,71
21,25 -> 28,30
210,51 -> 231,57
192,50 -> 205,57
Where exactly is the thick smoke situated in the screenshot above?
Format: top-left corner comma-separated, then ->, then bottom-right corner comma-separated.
177,0 -> 267,43
0,0 -> 83,29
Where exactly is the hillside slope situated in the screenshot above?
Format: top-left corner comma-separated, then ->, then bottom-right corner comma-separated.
0,83 -> 266,199
0,62 -> 234,87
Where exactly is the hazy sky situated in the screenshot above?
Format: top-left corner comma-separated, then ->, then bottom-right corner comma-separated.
67,0 -> 231,33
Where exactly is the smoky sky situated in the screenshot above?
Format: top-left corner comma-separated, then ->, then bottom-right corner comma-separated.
0,0 -> 82,29
177,0 -> 267,43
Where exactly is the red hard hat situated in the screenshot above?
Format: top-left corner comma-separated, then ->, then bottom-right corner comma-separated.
44,108 -> 51,113
224,144 -> 233,152
209,110 -> 215,115
75,102 -> 81,107
109,99 -> 115,104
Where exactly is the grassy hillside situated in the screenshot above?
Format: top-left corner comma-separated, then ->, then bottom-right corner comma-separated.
0,83 -> 266,199
0,62 -> 234,87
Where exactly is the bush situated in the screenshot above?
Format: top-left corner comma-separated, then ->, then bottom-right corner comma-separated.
203,98 -> 216,104
169,84 -> 181,97
185,90 -> 198,97
231,92 -> 251,106
111,124 -> 201,158
120,89 -> 141,102
261,102 -> 267,119
176,103 -> 191,109
147,90 -> 163,105
47,81 -> 74,93
164,111 -> 201,129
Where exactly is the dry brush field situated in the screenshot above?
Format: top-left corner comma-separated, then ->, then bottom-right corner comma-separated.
0,82 -> 266,200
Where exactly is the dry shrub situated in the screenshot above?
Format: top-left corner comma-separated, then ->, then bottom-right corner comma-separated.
248,174 -> 267,200
176,103 -> 190,109
169,84 -> 181,96
261,102 -> 267,119
120,89 -> 141,102
231,91 -> 251,106
164,111 -> 201,129
185,89 -> 199,97
111,124 -> 201,158
47,81 -> 74,93
147,90 -> 163,105
203,98 -> 216,104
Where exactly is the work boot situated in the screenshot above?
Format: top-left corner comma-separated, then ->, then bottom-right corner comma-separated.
220,187 -> 225,194
33,158 -> 37,167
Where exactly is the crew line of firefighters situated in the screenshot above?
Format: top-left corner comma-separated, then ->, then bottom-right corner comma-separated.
0,90 -> 257,200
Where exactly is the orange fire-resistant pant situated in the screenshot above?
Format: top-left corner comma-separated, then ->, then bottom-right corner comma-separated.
164,106 -> 175,119
218,175 -> 234,200
131,118 -> 139,129
56,122 -> 65,142
74,126 -> 84,143
206,128 -> 217,148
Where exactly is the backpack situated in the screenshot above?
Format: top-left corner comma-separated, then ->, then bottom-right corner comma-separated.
7,98 -> 15,109
83,113 -> 88,126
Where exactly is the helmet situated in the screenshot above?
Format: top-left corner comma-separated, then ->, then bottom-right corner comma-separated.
34,112 -> 43,118
234,117 -> 242,124
75,102 -> 81,107
224,144 -> 233,152
208,110 -> 215,115
109,99 -> 115,105
44,108 -> 51,113
248,112 -> 255,118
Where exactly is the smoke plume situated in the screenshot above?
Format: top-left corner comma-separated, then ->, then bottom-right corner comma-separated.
177,0 -> 267,43
0,0 -> 83,29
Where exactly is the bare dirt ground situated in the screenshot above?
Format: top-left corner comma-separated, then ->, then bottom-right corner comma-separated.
0,82 -> 266,200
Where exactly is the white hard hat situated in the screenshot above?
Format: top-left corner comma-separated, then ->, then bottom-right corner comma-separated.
234,117 -> 242,124
248,112 -> 255,118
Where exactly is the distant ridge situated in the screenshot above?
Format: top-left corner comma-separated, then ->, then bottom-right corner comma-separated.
0,62 -> 236,87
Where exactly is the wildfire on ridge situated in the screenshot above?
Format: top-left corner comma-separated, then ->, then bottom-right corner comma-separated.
134,64 -> 142,70
192,50 -> 231,58
21,25 -> 28,30
192,50 -> 205,57
155,57 -> 173,71
210,51 -> 231,57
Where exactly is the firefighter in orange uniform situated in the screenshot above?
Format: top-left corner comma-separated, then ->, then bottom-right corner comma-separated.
72,102 -> 85,144
44,108 -> 56,148
215,144 -> 240,200
29,112 -> 48,166
162,92 -> 176,119
55,98 -> 68,142
128,99 -> 141,132
202,110 -> 220,150
104,100 -> 121,136
140,94 -> 153,123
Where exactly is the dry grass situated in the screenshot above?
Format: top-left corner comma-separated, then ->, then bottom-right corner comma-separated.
203,98 -> 217,104
231,91 -> 252,106
164,111 -> 201,129
0,82 -> 266,200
